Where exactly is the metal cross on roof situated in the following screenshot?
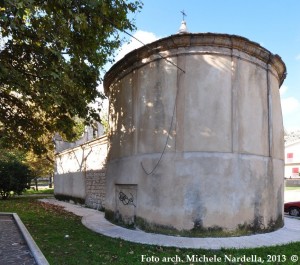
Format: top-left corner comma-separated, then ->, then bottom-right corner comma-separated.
181,10 -> 187,21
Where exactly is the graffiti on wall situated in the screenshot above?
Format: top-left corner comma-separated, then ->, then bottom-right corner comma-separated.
118,191 -> 136,207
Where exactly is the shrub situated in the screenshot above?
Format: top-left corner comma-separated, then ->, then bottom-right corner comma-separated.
0,159 -> 33,199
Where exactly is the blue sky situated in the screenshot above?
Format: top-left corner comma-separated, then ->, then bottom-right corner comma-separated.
110,0 -> 300,132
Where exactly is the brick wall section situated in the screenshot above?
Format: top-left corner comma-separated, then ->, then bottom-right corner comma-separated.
55,135 -> 108,210
85,169 -> 106,210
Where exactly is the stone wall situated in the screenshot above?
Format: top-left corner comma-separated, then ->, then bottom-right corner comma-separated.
85,170 -> 106,210
54,135 -> 107,210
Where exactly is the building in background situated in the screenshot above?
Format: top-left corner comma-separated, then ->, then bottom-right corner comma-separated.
285,131 -> 300,181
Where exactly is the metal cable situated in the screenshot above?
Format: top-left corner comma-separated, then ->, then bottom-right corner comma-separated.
100,13 -> 185,175
100,14 -> 185,73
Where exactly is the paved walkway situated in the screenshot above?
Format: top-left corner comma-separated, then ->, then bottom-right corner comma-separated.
40,198 -> 300,250
0,214 -> 36,265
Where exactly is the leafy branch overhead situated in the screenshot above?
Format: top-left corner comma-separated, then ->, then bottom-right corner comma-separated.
0,0 -> 142,154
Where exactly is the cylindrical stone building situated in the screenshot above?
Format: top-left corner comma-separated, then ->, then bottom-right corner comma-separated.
104,32 -> 286,236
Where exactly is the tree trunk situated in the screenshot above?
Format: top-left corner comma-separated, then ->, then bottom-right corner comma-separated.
49,173 -> 53,188
34,178 -> 38,191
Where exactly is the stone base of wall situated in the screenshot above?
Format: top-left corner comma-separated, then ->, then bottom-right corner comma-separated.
54,194 -> 85,205
85,170 -> 106,210
285,179 -> 300,187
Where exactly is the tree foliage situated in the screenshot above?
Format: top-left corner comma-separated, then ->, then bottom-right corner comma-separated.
25,137 -> 54,176
0,0 -> 142,154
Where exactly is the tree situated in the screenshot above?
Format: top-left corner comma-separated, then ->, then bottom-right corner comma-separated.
0,0 -> 142,154
25,143 -> 55,190
0,149 -> 33,199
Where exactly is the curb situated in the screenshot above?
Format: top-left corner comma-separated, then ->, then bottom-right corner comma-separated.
39,199 -> 300,250
0,212 -> 49,265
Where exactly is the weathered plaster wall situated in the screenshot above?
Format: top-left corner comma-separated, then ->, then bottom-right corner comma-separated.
104,33 -> 286,235
54,135 -> 107,210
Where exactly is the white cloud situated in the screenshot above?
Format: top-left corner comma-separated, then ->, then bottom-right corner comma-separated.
280,85 -> 300,115
281,97 -> 300,115
114,30 -> 159,62
279,84 -> 288,96
280,84 -> 300,131
281,96 -> 300,131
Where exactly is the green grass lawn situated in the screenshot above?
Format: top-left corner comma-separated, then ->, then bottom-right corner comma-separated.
1,197 -> 300,264
23,188 -> 54,195
285,186 -> 300,191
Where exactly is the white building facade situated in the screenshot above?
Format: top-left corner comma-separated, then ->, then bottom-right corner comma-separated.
285,140 -> 300,179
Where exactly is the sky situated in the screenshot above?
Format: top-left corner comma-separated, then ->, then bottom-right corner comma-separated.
106,0 -> 300,132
